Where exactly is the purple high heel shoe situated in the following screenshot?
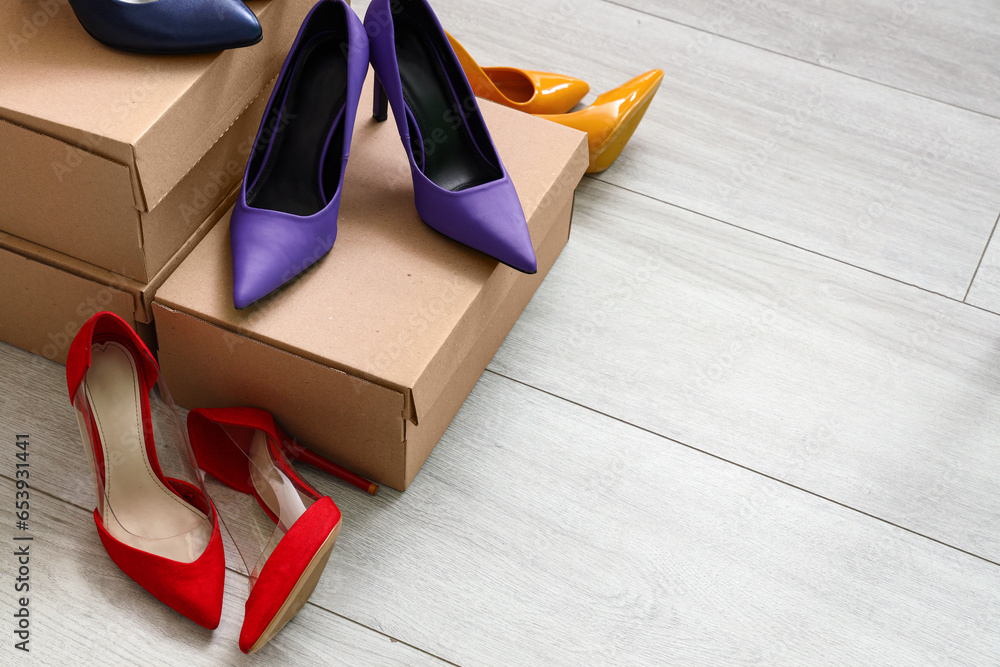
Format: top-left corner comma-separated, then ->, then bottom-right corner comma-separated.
364,0 -> 538,274
230,0 -> 369,309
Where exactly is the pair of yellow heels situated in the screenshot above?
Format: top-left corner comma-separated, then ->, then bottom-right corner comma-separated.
448,35 -> 662,173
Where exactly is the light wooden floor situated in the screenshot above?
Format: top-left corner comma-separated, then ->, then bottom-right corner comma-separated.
3,0 -> 1000,664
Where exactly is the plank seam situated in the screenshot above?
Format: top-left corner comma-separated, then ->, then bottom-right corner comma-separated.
590,175 -> 1000,315
600,0 -> 1000,121
482,370 -> 1000,569
0,472 -> 461,666
963,209 -> 1000,302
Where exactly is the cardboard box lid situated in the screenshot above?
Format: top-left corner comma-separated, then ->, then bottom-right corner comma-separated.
0,244 -> 138,364
155,74 -> 588,424
0,75 -> 274,283
0,0 -> 306,212
0,184 -> 237,324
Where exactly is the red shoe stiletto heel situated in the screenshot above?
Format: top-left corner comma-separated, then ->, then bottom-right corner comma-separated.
283,441 -> 379,496
187,407 -> 351,653
66,312 -> 225,629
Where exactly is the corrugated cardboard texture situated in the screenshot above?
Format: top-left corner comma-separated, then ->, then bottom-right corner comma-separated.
0,0 -> 312,209
0,0 -> 314,280
0,83 -> 271,282
0,248 -> 136,365
402,195 -> 576,486
154,78 -> 587,489
0,181 -> 237,367
153,304 -> 409,489
0,118 -> 144,278
156,73 -> 590,422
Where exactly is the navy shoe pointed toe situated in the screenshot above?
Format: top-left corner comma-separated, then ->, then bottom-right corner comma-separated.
365,0 -> 538,274
229,0 -> 369,309
68,0 -> 262,55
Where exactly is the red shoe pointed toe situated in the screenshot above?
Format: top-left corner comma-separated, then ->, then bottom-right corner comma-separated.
239,498 -> 341,653
93,505 -> 226,629
188,407 -> 352,653
67,312 -> 226,628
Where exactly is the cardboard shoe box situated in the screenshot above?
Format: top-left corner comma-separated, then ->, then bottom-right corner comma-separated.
0,0 -> 315,282
0,76 -> 277,364
153,75 -> 589,491
0,185 -> 238,365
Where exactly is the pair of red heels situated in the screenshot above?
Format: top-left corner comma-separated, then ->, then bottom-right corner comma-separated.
66,312 -> 374,653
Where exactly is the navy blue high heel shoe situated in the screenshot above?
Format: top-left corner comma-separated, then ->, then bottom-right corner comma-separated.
68,0 -> 262,55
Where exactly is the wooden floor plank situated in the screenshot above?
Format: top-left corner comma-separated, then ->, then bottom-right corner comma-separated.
0,473 -> 448,665
966,221 -> 1000,313
430,0 -> 1000,298
3,2 -> 1000,665
3,343 -> 1000,665
488,178 -> 1000,564
609,0 -> 1000,118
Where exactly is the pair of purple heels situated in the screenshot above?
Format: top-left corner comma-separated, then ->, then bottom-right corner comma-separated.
230,0 -> 538,309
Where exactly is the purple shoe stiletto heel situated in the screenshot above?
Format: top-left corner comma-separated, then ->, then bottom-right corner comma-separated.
229,0 -> 370,309
364,0 -> 538,274
373,74 -> 390,122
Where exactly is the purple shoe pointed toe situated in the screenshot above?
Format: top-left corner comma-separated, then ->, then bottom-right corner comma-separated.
230,0 -> 369,309
364,0 -> 538,274
231,208 -> 340,309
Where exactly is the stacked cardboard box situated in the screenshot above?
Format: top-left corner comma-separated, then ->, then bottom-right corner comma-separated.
0,0 -> 316,362
1,0 -> 589,489
154,75 -> 589,490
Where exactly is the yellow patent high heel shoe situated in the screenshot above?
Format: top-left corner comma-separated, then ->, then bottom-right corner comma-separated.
446,32 -> 590,114
539,69 -> 663,173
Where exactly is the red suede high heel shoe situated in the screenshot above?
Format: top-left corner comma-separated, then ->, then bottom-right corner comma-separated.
66,312 -> 225,629
280,434 -> 378,496
187,407 -> 346,653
